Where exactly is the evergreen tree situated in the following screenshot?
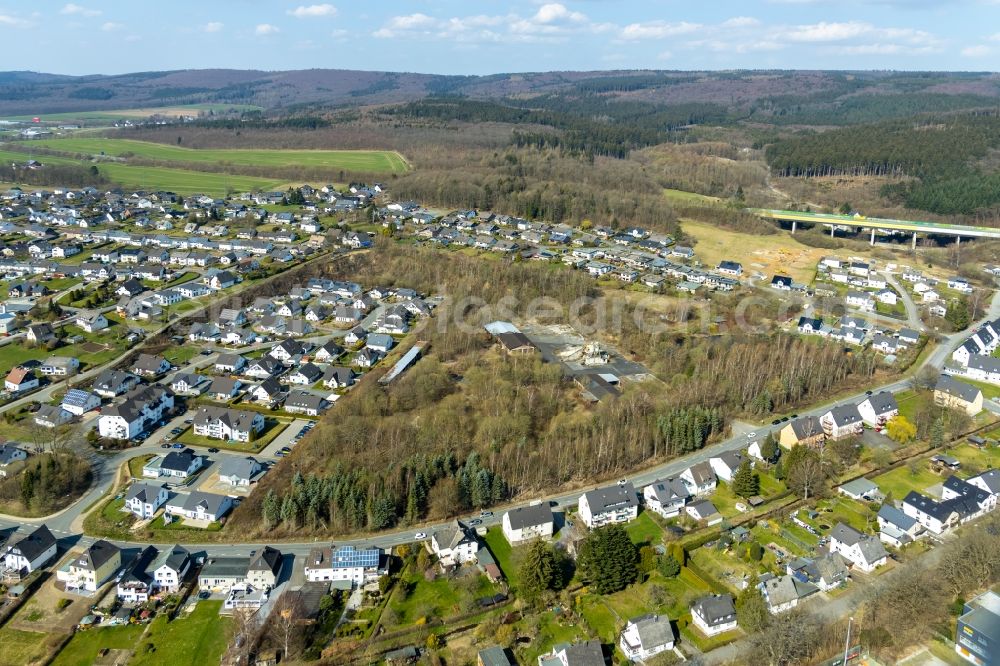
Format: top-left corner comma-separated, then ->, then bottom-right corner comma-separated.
659,554 -> 681,578
736,575 -> 771,633
518,540 -> 562,602
760,433 -> 779,463
930,416 -> 946,448
732,461 -> 760,499
577,524 -> 638,594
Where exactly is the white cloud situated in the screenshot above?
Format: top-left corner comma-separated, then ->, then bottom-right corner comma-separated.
201,22 -> 224,33
0,13 -> 30,27
990,32 -> 1000,41
532,3 -> 585,24
721,17 -> 761,29
255,23 -> 280,36
961,44 -> 993,56
787,21 -> 872,42
100,21 -> 124,32
60,3 -> 100,17
620,21 -> 701,40
288,4 -> 338,19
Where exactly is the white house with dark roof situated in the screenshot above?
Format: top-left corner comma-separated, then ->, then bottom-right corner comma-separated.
124,482 -> 169,519
877,503 -> 923,547
303,544 -> 383,586
61,388 -> 101,416
218,457 -> 264,487
680,461 -> 717,495
857,391 -> 899,428
578,483 -> 638,528
759,574 -> 819,614
430,521 -> 479,567
3,525 -> 57,576
192,406 -> 264,442
963,354 -> 1000,385
165,491 -> 234,523
619,614 -> 675,662
829,522 -> 888,572
691,594 -> 737,636
820,404 -> 864,440
934,375 -> 983,416
709,451 -> 745,482
501,504 -> 554,545
643,478 -> 691,518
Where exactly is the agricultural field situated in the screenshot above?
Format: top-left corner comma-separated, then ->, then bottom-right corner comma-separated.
95,162 -> 285,197
0,104 -> 262,123
128,600 -> 232,666
30,138 -> 409,174
680,219 -> 826,284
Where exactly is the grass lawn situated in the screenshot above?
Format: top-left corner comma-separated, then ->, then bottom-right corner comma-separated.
806,496 -> 875,533
874,464 -> 943,499
680,625 -> 742,653
128,454 -> 154,479
519,609 -> 592,664
50,624 -> 144,666
175,419 -> 286,453
689,544 -> 761,593
942,443 -> 1000,473
962,378 -> 1000,402
388,571 -> 462,625
0,626 -> 55,664
483,527 -> 519,589
578,596 -> 621,642
894,389 -> 928,424
130,600 -> 232,666
162,345 -> 199,366
32,138 -> 409,174
625,511 -> 665,546
99,163 -> 285,198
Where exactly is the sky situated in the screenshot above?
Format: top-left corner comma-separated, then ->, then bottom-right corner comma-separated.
1,1 -> 998,75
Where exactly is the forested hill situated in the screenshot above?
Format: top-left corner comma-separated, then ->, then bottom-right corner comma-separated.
1,68 -> 998,122
765,113 -> 1000,215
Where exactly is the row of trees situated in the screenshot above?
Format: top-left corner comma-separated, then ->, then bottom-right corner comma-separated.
0,453 -> 93,513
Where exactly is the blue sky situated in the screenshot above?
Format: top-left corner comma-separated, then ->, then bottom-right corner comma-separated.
1,1 -> 998,75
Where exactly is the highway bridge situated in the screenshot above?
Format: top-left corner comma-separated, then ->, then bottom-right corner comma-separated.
749,208 -> 1000,246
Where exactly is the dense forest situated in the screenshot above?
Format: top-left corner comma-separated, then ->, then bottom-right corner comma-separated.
766,113 -> 1000,215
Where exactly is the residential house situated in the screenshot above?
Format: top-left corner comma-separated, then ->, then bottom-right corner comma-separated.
691,594 -> 737,636
643,478 -> 691,518
680,462 -> 717,495
287,362 -> 323,386
124,482 -> 169,519
709,451 -> 745,482
537,640 -> 606,666
838,478 -> 882,502
845,290 -> 875,312
131,353 -> 170,377
97,385 -> 174,440
244,357 -> 283,379
151,544 -> 190,593
430,521 -> 479,567
877,503 -> 923,547
116,546 -> 158,604
206,376 -> 242,402
313,341 -> 344,363
198,556 -> 249,593
501,504 -> 554,545
786,553 -> 849,592
955,590 -> 1000,666
321,366 -> 355,389
820,404 -> 864,440
5,367 -> 39,394
170,373 -> 207,396
91,370 -> 140,398
935,375 -> 984,416
214,353 -> 246,374
144,448 -> 203,480
619,614 -> 675,662
3,525 -> 57,576
166,491 -> 234,523
75,311 -> 108,333
284,390 -> 329,416
0,445 -> 28,476
25,323 -> 56,345
578,483 -> 638,528
759,575 -> 819,614
192,406 -> 264,442
57,540 -> 121,593
39,356 -> 79,377
366,333 -> 395,353
828,523 -> 888,572
250,377 -> 284,405
855,393 -> 897,430
218,457 -> 264,487
778,416 -> 826,449
303,545 -> 383,587
246,546 -> 283,590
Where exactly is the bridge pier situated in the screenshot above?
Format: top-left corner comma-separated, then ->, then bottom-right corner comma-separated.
870,228 -> 875,246
912,232 -> 917,250
830,225 -> 835,238
956,235 -> 961,248
791,221 -> 796,234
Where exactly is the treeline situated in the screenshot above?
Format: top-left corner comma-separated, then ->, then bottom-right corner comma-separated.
757,92 -> 998,126
386,96 -> 729,158
766,113 -> 1000,215
765,114 -> 1000,179
0,453 -> 93,513
391,147 -> 680,233
574,73 -> 698,93
7,163 -> 110,189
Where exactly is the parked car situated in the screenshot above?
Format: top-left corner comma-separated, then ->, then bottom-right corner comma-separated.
208,447 -> 219,453
414,532 -> 427,540
171,442 -> 184,449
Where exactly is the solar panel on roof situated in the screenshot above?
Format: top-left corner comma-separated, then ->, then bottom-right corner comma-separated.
331,545 -> 379,568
